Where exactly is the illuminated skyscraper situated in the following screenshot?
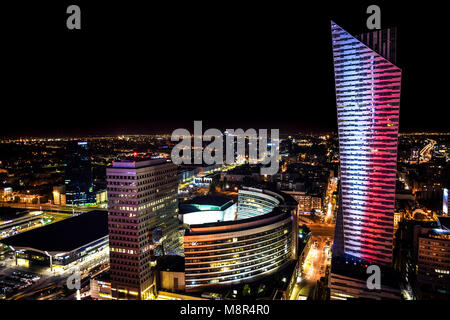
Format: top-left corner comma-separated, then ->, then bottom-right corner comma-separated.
331,21 -> 401,267
107,159 -> 180,299
65,141 -> 95,206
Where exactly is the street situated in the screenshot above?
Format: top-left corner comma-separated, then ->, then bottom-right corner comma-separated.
290,214 -> 335,300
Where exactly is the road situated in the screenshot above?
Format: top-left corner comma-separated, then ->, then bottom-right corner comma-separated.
419,138 -> 436,163
307,223 -> 335,237
290,217 -> 335,300
289,235 -> 332,300
303,237 -> 330,283
1,202 -> 104,213
2,246 -> 109,300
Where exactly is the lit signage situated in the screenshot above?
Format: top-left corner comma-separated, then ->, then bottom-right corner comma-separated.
444,188 -> 448,215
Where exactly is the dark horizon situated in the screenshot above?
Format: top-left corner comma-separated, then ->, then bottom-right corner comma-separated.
3,1 -> 449,137
1,123 -> 448,139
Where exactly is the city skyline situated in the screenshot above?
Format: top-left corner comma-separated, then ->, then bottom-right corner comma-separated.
1,0 -> 449,307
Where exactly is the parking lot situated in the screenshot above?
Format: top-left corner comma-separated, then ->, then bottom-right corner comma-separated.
0,270 -> 41,297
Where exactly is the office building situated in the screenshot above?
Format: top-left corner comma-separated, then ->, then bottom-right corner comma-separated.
106,158 -> 180,300
65,141 -> 95,206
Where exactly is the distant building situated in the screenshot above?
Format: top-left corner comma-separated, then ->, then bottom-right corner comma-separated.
1,189 -> 43,204
65,141 -> 95,206
443,188 -> 448,215
52,185 -> 66,206
311,196 -> 322,212
95,189 -> 108,204
193,176 -> 212,188
219,165 -> 265,183
394,211 -> 402,232
283,191 -> 322,213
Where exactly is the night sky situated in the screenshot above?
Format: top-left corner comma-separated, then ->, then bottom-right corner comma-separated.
2,1 -> 449,137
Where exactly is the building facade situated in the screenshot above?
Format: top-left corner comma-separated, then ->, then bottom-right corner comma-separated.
283,191 -> 322,214
417,229 -> 450,298
331,21 -> 401,266
329,271 -> 400,300
65,141 -> 95,206
106,159 -> 180,300
183,188 -> 298,292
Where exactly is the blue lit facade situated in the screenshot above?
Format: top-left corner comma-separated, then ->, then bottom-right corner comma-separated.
65,141 -> 95,206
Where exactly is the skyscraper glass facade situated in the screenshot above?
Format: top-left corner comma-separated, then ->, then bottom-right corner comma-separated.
331,21 -> 401,266
65,141 -> 95,205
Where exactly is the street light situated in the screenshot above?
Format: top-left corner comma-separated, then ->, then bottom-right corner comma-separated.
44,251 -> 53,271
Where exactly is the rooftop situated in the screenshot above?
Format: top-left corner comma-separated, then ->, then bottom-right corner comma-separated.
185,207 -> 292,236
0,207 -> 29,220
157,255 -> 185,273
182,196 -> 233,208
330,255 -> 400,289
438,216 -> 450,229
111,158 -> 169,169
1,210 -> 108,253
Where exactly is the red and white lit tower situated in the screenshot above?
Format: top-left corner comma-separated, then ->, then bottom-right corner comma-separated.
331,21 -> 401,267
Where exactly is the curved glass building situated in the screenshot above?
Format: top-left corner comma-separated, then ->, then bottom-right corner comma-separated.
182,187 -> 298,292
